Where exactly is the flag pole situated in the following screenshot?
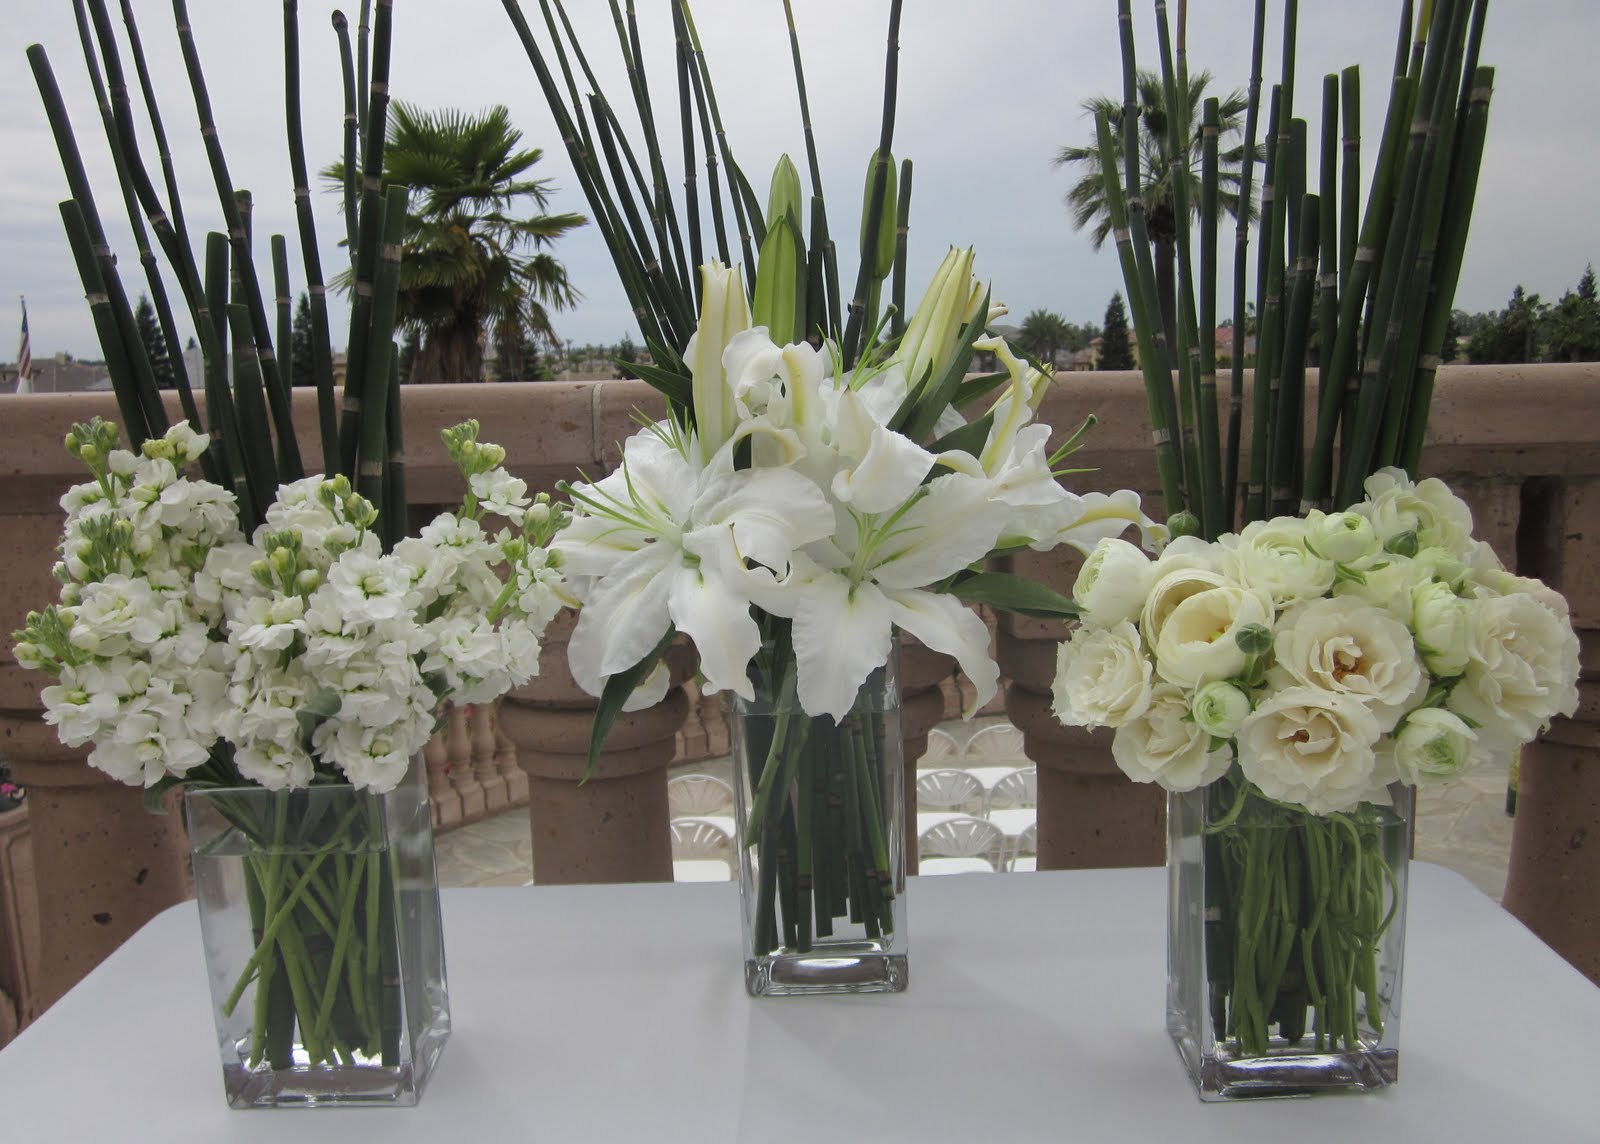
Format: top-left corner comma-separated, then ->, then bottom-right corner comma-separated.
15,296 -> 33,394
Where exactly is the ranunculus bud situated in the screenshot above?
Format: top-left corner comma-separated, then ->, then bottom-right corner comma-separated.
1191,680 -> 1253,739
1411,579 -> 1472,677
1388,707 -> 1476,785
1385,530 -> 1420,558
1234,622 -> 1273,656
1305,508 -> 1377,565
1167,510 -> 1200,539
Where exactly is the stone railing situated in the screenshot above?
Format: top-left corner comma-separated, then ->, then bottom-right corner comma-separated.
1,363 -> 1596,1040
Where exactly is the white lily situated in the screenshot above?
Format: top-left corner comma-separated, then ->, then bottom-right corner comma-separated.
555,421 -> 834,702
896,246 -> 981,390
748,470 -> 1006,721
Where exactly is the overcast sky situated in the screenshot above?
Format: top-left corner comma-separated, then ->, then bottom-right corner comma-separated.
3,0 -> 1596,362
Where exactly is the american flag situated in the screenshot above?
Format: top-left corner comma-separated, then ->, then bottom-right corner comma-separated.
15,299 -> 32,395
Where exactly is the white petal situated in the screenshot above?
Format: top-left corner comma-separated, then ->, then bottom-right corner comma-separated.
883,588 -> 999,716
832,424 -> 937,515
691,467 -> 834,572
869,473 -> 1006,589
790,574 -> 894,721
667,566 -> 760,700
566,544 -> 676,695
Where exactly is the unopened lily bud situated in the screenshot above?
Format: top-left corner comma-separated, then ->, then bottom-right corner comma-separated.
752,214 -> 805,346
859,149 -> 897,280
766,154 -> 803,231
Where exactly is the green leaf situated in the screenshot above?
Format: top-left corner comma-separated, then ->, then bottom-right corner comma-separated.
142,774 -> 185,815
952,370 -> 1008,408
946,572 -> 1079,620
586,626 -> 679,781
928,411 -> 993,459
626,358 -> 694,409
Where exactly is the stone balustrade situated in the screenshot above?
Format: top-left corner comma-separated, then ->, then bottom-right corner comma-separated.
0,362 -> 1596,1041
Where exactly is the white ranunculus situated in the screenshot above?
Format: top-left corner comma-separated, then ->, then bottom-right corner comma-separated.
1152,583 -> 1274,689
1385,707 -> 1477,786
1411,579 -> 1473,677
1447,591 -> 1581,753
1051,619 -> 1154,730
1238,687 -> 1383,814
1191,680 -> 1253,739
1273,596 -> 1426,731
1225,516 -> 1337,606
1357,467 -> 1475,556
1304,508 -> 1379,566
1073,537 -> 1155,628
1140,560 -> 1229,649
1111,683 -> 1232,792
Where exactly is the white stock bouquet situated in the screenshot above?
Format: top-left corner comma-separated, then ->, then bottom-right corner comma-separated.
1053,467 -> 1579,1056
16,417 -> 567,797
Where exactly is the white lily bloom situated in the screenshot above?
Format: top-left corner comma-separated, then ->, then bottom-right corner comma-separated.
556,422 -> 834,701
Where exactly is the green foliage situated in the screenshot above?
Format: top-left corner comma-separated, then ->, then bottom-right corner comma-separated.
132,294 -> 174,390
327,103 -> 587,382
290,292 -> 315,387
1099,292 -> 1135,371
1543,265 -> 1600,363
1466,286 -> 1545,364
1015,309 -> 1073,365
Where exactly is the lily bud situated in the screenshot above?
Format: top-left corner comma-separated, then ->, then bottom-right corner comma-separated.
898,246 -> 976,388
687,261 -> 751,462
859,150 -> 897,281
752,214 -> 806,346
766,154 -> 804,232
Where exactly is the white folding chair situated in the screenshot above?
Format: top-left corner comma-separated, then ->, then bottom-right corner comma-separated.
986,766 -> 1038,812
918,815 -> 1005,875
670,817 -> 733,882
964,723 -> 1026,763
667,773 -> 735,818
1008,821 -> 1038,873
916,768 -> 985,814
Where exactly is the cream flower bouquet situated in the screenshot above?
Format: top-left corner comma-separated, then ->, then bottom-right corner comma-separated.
1054,470 -> 1578,1080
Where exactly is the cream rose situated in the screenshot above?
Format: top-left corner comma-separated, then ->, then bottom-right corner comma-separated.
1273,596 -> 1426,731
1447,592 -> 1581,753
1112,683 -> 1232,791
1051,620 -> 1153,730
1304,508 -> 1379,566
1357,467 -> 1475,556
1384,707 -> 1478,786
1238,687 -> 1383,814
1073,538 -> 1155,628
1152,582 -> 1275,689
1411,579 -> 1472,677
1225,516 -> 1337,606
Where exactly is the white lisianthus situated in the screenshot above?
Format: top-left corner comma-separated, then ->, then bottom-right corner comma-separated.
1238,687 -> 1383,815
1191,680 -> 1253,739
1073,538 -> 1154,627
1112,683 -> 1232,792
1357,467 -> 1475,556
1225,516 -> 1336,606
1304,508 -> 1378,566
1051,619 -> 1154,730
1447,591 -> 1582,753
1384,707 -> 1477,786
1411,579 -> 1473,677
1152,582 -> 1274,689
1272,596 -> 1426,731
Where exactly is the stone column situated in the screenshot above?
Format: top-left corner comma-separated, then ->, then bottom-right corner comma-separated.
499,612 -> 691,884
1503,474 -> 1600,984
0,800 -> 38,1043
0,669 -> 192,1014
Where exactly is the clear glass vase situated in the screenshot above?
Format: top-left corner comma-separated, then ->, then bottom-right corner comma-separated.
729,651 -> 907,996
1167,777 -> 1410,1100
186,755 -> 450,1108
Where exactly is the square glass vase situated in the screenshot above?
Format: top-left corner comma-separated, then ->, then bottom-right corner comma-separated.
186,756 -> 450,1108
729,652 -> 907,996
1166,780 -> 1411,1100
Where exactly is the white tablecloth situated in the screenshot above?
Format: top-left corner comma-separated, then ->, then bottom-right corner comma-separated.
2,866 -> 1596,1141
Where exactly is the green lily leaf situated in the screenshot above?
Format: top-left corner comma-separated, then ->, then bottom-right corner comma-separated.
947,571 -> 1079,619
586,627 -> 679,781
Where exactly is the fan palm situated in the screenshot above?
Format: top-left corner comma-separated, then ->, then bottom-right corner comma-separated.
329,103 -> 587,381
1055,68 -> 1256,350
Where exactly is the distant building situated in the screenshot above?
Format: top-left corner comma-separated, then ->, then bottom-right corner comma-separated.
1,353 -> 109,393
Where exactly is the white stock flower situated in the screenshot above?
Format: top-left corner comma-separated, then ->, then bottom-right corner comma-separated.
1238,687 -> 1383,815
314,719 -> 429,793
1411,579 -> 1473,677
1385,707 -> 1477,786
326,551 -> 415,622
470,469 -> 531,521
68,574 -> 166,656
231,593 -> 306,653
1051,620 -> 1153,730
1357,467 -> 1475,555
1273,596 -> 1427,731
1152,582 -> 1274,689
1191,680 -> 1253,739
1226,516 -> 1336,606
1111,683 -> 1231,792
1447,591 -> 1581,753
1073,538 -> 1154,628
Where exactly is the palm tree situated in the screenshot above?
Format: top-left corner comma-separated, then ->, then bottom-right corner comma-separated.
1056,69 -> 1257,352
330,104 -> 587,382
